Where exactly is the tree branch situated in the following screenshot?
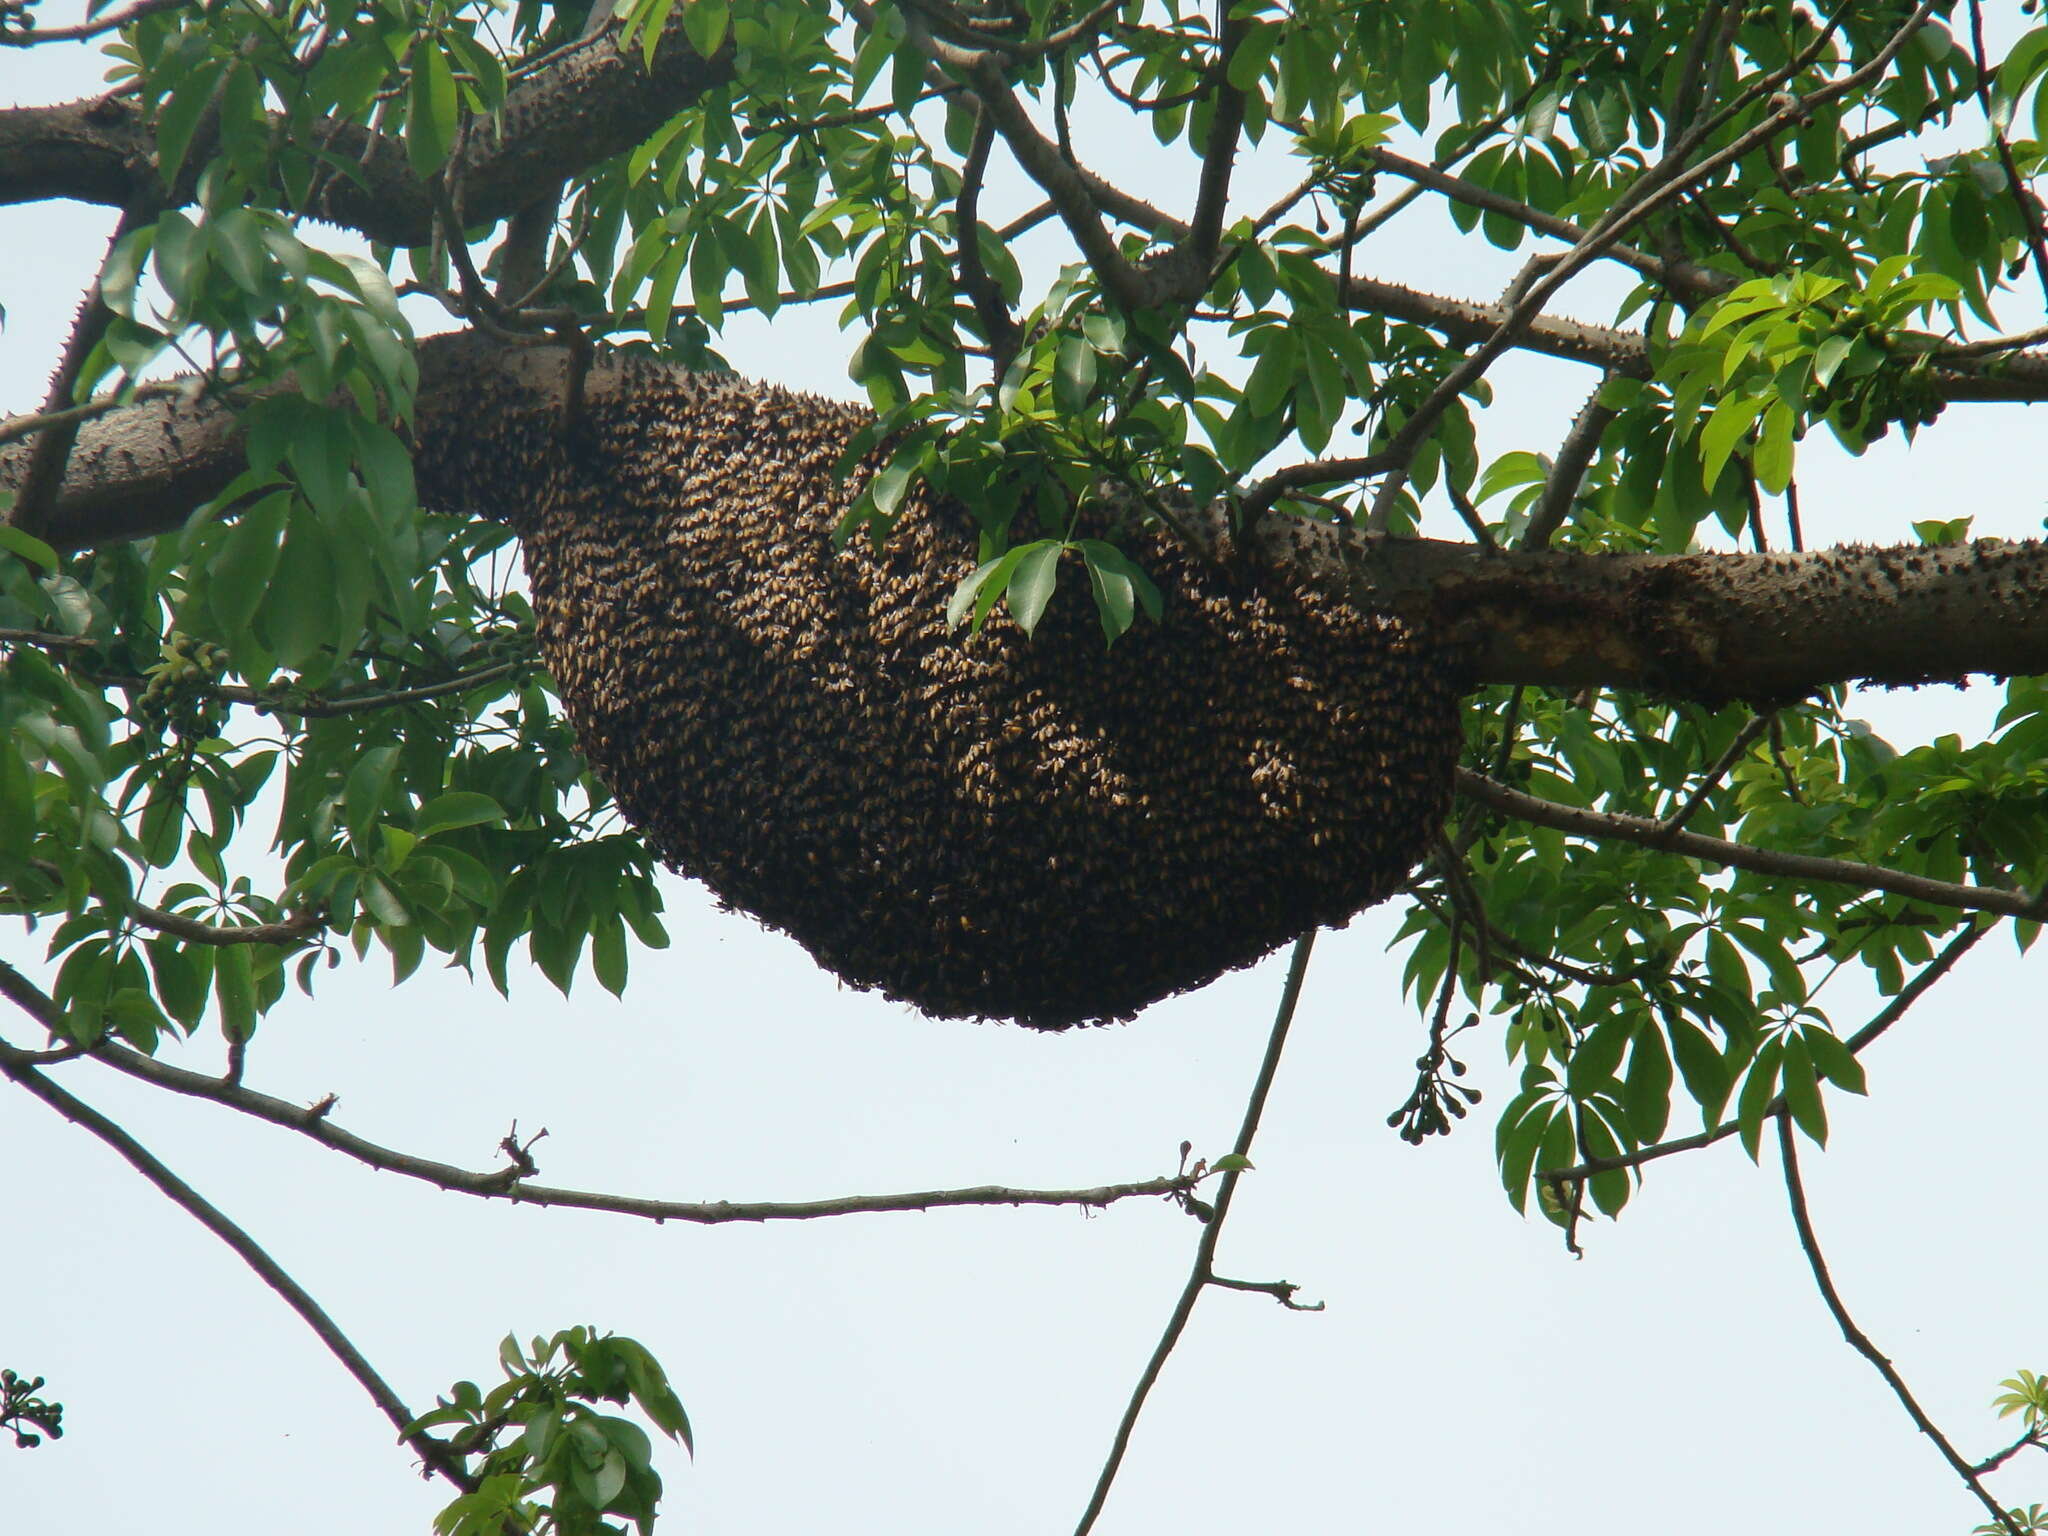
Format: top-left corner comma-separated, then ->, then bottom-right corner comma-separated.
1520,379 -> 1619,551
1973,1427 -> 2048,1478
0,16 -> 734,247
1456,769 -> 2044,923
0,1031 -> 471,1492
0,0 -> 191,45
1777,1113 -> 2022,1536
20,337 -> 2048,699
1362,2 -> 1942,529
1071,934 -> 1316,1536
68,1026 -> 1201,1224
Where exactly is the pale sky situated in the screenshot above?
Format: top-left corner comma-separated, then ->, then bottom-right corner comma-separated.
4,11 -> 2046,1535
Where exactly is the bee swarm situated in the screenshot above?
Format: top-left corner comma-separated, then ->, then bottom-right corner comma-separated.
424,350 -> 1464,1028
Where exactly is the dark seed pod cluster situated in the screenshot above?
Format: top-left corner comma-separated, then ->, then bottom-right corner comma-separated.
425,350 -> 1463,1028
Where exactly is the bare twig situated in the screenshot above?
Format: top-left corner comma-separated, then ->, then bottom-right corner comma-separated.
0,380 -> 193,449
1236,453 -> 1397,525
0,1036 -> 472,1492
1777,1113 -> 2022,1536
1973,1427 -> 2048,1477
1659,715 -> 1772,835
956,106 -> 1020,372
1072,935 -> 1316,1535
67,1027 -> 1201,1224
0,627 -> 95,649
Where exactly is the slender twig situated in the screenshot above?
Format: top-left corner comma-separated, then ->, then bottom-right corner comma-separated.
1944,324 -> 2048,359
1442,478 -> 1499,549
1777,1113 -> 2022,1536
956,106 -> 1020,372
0,0 -> 191,44
222,659 -> 525,718
1364,148 -> 1708,294
0,381 -> 194,449
1973,1428 -> 2048,1477
1456,769 -> 2048,923
59,1025 -> 1202,1224
1072,935 -> 1316,1536
0,627 -> 95,649
1967,0 -> 2048,312
0,1039 -> 472,1492
1659,715 -> 1772,835
1236,454 -> 1397,524
1207,1274 -> 1321,1311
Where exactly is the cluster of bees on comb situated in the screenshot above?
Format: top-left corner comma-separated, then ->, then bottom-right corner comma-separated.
425,349 -> 1465,1028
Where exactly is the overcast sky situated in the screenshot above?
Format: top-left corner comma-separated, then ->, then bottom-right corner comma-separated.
5,10 -> 2047,1535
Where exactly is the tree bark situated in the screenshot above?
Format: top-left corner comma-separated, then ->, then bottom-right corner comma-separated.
6,332 -> 2047,702
0,28 -> 735,248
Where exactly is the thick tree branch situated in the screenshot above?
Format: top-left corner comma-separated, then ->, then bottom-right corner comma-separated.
0,17 -> 733,247
15,337 -> 2048,698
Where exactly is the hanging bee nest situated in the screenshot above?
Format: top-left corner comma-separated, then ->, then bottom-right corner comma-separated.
420,345 -> 1465,1028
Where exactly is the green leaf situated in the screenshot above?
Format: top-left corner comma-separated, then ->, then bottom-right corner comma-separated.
147,940 -> 212,1031
407,43 -> 459,180
682,0 -> 728,60
1006,541 -> 1061,636
213,943 -> 256,1044
1053,334 -> 1097,413
0,525 -> 60,571
1698,394 -> 1767,491
592,916 -> 628,997
1780,1036 -> 1827,1146
414,792 -> 507,839
206,491 -> 291,640
344,744 -> 401,849
1735,1039 -> 1784,1162
946,545 -> 1029,632
1801,1026 -> 1868,1096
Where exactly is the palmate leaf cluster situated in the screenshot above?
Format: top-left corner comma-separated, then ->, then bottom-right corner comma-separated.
8,0 -> 2048,1523
407,1327 -> 692,1536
